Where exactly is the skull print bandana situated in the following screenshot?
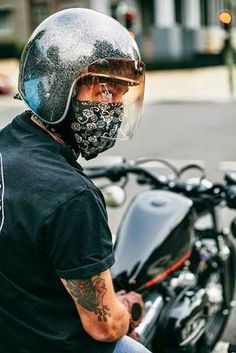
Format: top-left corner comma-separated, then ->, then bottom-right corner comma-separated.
70,99 -> 124,160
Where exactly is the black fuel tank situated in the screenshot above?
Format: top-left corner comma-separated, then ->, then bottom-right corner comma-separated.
112,190 -> 193,290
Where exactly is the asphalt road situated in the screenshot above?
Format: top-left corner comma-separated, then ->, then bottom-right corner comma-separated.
1,98 -> 236,350
1,99 -> 236,181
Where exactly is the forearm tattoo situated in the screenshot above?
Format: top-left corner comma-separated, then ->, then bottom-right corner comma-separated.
65,274 -> 111,322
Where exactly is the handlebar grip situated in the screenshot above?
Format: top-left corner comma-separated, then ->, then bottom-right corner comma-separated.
85,165 -> 127,181
85,169 -> 107,179
131,302 -> 142,321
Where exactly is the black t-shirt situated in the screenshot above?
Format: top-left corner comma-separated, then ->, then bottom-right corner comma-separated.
0,111 -> 116,353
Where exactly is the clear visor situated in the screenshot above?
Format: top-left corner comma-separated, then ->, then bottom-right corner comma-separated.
74,58 -> 145,140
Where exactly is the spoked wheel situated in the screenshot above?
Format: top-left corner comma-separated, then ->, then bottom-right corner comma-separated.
196,310 -> 228,353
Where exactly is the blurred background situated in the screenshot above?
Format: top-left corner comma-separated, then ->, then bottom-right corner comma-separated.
1,1 -> 236,178
0,0 -> 235,66
1,1 -> 236,100
0,2 -> 236,350
0,0 -> 235,64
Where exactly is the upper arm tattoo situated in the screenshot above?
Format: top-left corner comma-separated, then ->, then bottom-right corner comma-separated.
65,274 -> 111,322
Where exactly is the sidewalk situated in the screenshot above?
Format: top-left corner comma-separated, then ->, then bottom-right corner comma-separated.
144,66 -> 235,104
0,59 -> 235,105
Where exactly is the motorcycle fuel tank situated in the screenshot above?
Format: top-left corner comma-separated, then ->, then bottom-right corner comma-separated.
112,190 -> 193,290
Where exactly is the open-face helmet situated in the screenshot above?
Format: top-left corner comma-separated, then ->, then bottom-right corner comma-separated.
18,8 -> 145,141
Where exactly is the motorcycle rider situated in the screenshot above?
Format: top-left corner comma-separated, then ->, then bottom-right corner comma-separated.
0,8 -> 150,353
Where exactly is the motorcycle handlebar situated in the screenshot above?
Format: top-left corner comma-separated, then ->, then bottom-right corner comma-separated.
84,161 -> 236,209
86,163 -> 166,185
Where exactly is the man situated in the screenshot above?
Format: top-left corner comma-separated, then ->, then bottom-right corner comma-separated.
0,8 -> 149,353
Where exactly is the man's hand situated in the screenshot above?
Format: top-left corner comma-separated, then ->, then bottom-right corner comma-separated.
116,290 -> 144,336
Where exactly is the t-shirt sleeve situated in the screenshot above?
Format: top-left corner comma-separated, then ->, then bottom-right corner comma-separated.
43,187 -> 115,280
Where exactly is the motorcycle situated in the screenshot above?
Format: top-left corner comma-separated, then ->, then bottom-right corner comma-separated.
84,158 -> 236,353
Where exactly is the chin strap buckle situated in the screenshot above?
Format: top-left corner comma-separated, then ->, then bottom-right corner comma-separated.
13,93 -> 22,100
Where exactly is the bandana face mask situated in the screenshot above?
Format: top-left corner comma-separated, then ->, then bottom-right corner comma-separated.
70,99 -> 124,160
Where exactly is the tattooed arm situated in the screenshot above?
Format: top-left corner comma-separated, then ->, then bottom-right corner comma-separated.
60,269 -> 131,342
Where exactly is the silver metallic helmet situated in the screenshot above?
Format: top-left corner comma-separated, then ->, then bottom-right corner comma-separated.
18,8 -> 145,137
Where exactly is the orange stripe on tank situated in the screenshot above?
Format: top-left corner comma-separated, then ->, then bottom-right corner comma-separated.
143,250 -> 192,288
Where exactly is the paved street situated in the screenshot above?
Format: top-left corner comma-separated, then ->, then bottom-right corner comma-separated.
1,98 -> 236,182
1,97 -> 236,351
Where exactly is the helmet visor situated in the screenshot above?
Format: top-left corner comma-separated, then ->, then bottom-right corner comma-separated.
74,58 -> 145,140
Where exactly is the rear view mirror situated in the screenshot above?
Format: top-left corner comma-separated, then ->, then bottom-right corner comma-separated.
102,185 -> 126,207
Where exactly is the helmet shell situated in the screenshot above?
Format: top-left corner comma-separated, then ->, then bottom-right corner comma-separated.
18,8 -> 141,124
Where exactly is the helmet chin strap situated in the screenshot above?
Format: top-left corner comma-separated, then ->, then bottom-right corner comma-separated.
31,115 -> 66,146
31,114 -> 81,159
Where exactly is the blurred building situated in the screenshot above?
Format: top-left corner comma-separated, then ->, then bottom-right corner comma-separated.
0,0 -> 235,64
114,0 -> 236,64
0,0 -> 110,45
